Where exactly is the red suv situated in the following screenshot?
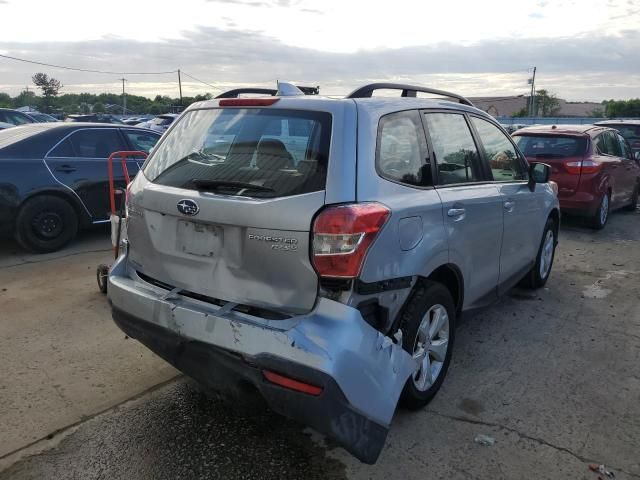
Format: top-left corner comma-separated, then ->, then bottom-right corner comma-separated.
513,125 -> 640,229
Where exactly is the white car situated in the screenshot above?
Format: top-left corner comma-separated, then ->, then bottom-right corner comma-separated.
136,114 -> 178,133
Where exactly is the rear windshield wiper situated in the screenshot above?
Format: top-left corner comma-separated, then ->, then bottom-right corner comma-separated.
190,179 -> 274,193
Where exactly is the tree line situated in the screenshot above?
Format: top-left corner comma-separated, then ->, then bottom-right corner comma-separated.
0,72 -> 213,115
1,72 -> 639,118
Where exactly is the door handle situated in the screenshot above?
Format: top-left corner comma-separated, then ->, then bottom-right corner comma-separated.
55,165 -> 77,173
447,208 -> 466,218
504,200 -> 515,212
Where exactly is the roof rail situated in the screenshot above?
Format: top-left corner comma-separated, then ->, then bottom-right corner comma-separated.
216,85 -> 320,99
346,83 -> 474,106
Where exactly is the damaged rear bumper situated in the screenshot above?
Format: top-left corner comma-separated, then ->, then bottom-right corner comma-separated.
107,253 -> 415,464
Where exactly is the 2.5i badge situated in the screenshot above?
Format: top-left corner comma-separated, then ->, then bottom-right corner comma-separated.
248,234 -> 298,251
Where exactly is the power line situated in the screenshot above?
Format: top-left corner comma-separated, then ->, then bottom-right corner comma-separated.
180,71 -> 221,91
0,53 -> 177,75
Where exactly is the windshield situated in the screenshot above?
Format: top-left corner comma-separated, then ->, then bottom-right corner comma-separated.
514,135 -> 587,158
144,108 -> 332,198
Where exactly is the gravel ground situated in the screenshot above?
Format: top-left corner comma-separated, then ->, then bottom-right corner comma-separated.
1,209 -> 639,480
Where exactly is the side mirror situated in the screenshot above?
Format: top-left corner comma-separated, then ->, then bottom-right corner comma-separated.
528,162 -> 551,191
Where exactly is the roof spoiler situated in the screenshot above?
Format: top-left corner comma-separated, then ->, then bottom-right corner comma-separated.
346,83 -> 474,106
216,85 -> 320,98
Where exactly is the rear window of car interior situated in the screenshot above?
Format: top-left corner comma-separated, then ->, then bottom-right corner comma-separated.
144,108 -> 332,198
514,135 -> 587,158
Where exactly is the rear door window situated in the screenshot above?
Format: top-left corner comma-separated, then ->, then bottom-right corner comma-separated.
606,131 -> 622,157
48,138 -> 75,157
144,108 -> 332,198
471,117 -> 527,181
67,129 -> 127,158
596,131 -> 621,156
616,133 -> 633,159
376,110 -> 432,187
423,112 -> 483,185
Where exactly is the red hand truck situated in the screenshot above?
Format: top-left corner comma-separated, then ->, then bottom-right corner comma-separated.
97,150 -> 148,294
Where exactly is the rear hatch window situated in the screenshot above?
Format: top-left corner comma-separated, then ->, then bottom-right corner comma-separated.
144,108 -> 332,198
513,135 -> 587,159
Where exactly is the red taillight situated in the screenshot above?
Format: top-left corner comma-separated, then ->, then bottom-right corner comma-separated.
312,203 -> 390,278
218,98 -> 279,107
565,159 -> 601,174
263,370 -> 323,396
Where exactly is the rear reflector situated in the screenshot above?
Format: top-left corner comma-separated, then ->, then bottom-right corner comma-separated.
312,203 -> 390,278
218,98 -> 279,107
263,370 -> 323,396
565,159 -> 601,174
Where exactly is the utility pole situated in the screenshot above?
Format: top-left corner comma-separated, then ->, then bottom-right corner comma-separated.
178,69 -> 183,106
528,66 -> 537,117
120,78 -> 127,115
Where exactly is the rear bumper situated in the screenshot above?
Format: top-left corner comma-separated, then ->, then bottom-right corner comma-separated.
559,190 -> 600,217
107,252 -> 415,464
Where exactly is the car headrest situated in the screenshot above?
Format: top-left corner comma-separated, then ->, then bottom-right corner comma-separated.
256,138 -> 293,170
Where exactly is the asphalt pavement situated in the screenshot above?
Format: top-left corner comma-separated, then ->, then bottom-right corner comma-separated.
1,211 -> 639,479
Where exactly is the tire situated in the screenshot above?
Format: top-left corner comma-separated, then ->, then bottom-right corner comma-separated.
520,217 -> 557,289
399,281 -> 456,410
590,192 -> 610,230
97,264 -> 109,294
624,183 -> 639,211
15,195 -> 78,253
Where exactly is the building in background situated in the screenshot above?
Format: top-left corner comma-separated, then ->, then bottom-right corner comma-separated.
470,96 -> 602,118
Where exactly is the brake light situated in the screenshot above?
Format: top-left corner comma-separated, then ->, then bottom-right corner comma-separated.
218,98 -> 279,107
263,370 -> 323,396
565,159 -> 602,174
312,203 -> 390,278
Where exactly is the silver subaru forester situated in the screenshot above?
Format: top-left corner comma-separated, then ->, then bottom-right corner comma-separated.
108,82 -> 560,463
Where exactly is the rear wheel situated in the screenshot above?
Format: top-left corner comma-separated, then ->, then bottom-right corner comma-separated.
521,218 -> 557,289
399,281 -> 456,410
15,195 -> 78,253
590,192 -> 610,230
624,184 -> 639,211
97,264 -> 109,294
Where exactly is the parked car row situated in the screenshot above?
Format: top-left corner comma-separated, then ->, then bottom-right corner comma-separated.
513,124 -> 639,229
0,108 -> 181,130
0,123 -> 161,252
134,113 -> 178,132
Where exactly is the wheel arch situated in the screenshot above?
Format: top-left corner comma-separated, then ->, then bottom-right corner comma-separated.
391,263 -> 464,335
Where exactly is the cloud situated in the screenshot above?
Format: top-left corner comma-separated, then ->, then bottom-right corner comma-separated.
206,0 -> 307,8
0,26 -> 639,100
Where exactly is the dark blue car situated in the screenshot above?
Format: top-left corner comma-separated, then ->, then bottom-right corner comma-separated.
0,123 -> 161,252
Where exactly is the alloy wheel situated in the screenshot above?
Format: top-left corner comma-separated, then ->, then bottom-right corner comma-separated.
412,304 -> 450,392
600,194 -> 609,226
539,229 -> 554,279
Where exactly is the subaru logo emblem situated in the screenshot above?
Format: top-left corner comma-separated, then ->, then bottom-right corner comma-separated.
177,199 -> 199,216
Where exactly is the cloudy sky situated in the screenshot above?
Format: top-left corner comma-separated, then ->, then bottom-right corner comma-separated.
0,0 -> 639,101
